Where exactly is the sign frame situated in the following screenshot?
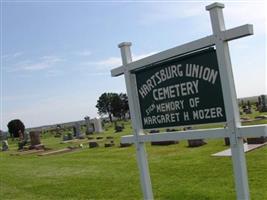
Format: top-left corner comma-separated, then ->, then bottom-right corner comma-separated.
111,2 -> 267,200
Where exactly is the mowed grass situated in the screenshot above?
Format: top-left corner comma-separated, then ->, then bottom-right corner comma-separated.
0,120 -> 267,200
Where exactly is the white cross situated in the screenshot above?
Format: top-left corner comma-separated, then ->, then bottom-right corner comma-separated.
111,2 -> 267,200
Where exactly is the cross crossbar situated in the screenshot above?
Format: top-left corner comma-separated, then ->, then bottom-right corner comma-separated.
121,128 -> 228,144
111,24 -> 253,77
220,24 -> 253,41
121,125 -> 267,144
237,125 -> 267,138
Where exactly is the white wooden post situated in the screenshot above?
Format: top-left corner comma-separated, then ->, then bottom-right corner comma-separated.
118,42 -> 154,200
206,3 -> 250,200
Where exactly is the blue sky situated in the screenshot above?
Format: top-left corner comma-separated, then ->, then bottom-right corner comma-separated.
1,0 -> 266,130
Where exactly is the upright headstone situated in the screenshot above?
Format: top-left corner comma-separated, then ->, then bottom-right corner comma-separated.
247,136 -> 267,144
0,130 -> 3,140
92,118 -> 103,133
184,127 -> 206,147
68,132 -> 73,140
0,130 -> 9,151
29,131 -> 44,150
224,137 -> 230,146
114,121 -> 124,132
84,116 -> 93,134
18,130 -> 28,150
89,141 -> 99,148
2,140 -> 9,151
55,125 -> 62,137
73,123 -> 81,138
258,95 -> 267,112
63,135 -> 69,141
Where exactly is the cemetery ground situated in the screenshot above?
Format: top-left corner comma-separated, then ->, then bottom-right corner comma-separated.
1,111 -> 267,199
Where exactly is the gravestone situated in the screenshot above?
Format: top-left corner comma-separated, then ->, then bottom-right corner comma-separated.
225,137 -> 246,145
0,130 -> 4,140
63,135 -> 69,141
149,130 -> 159,134
0,130 -> 9,151
29,131 -> 44,150
166,128 -> 178,132
55,125 -> 62,138
2,140 -> 9,151
247,136 -> 267,144
243,106 -> 252,114
87,127 -> 94,134
120,143 -> 132,148
255,115 -> 267,120
104,143 -> 115,147
184,127 -> 206,147
68,132 -> 73,140
224,137 -> 230,146
114,122 -> 124,132
73,126 -> 77,137
63,132 -> 73,141
89,142 -> 99,148
188,139 -> 206,147
92,118 -> 103,133
18,130 -> 29,150
258,95 -> 267,112
84,116 -> 94,134
74,123 -> 81,138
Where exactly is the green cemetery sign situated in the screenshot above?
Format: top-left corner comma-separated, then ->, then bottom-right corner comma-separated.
112,4 -> 264,199
135,48 -> 226,129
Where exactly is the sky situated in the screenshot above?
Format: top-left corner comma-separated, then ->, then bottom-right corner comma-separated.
1,0 -> 266,131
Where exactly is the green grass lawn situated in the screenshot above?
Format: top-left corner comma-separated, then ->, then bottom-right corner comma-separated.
0,119 -> 267,200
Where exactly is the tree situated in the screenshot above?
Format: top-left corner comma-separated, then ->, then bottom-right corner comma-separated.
7,119 -> 25,138
110,94 -> 123,119
96,93 -> 116,122
119,93 -> 129,119
96,92 -> 129,121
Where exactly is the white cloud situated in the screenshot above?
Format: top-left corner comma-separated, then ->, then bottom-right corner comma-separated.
8,55 -> 64,72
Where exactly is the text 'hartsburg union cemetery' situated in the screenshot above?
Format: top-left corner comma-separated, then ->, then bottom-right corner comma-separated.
135,49 -> 226,129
